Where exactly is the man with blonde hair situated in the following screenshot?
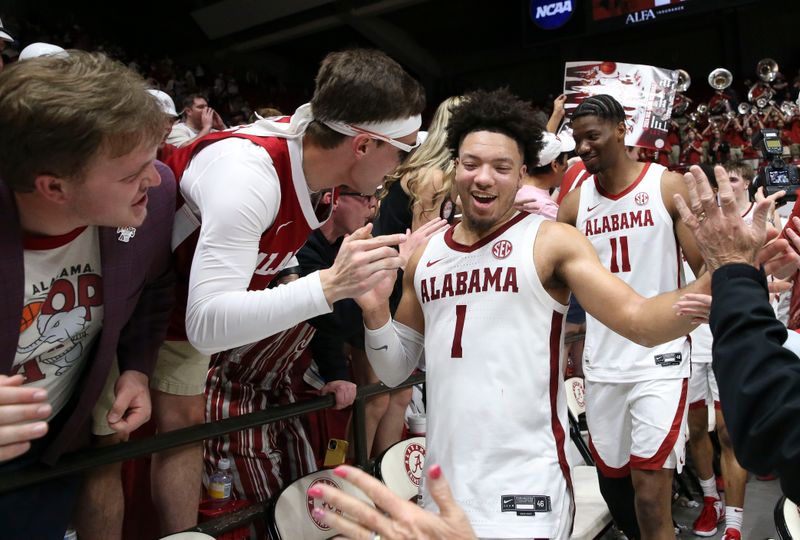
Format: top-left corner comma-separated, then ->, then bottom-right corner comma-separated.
0,50 -> 175,539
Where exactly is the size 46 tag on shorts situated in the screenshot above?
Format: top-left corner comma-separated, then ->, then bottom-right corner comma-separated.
500,494 -> 551,516
655,352 -> 682,367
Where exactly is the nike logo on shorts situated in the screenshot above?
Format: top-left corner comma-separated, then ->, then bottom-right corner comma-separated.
369,345 -> 388,351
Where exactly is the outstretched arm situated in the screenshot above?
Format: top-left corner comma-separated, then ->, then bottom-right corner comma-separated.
673,164 -> 800,501
546,94 -> 568,133
539,221 -> 706,347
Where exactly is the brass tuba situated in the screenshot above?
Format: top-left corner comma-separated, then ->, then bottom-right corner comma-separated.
708,68 -> 732,90
757,58 -> 779,83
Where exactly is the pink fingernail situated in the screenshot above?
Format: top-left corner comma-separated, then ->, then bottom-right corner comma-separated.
307,487 -> 323,498
333,466 -> 348,478
429,464 -> 442,480
312,508 -> 326,520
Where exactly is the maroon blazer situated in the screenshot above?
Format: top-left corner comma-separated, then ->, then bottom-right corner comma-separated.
0,161 -> 176,464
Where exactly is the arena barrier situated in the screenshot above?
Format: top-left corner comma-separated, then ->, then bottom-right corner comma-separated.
2,334 -> 586,536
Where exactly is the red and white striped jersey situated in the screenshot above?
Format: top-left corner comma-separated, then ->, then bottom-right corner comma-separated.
413,212 -> 572,538
576,162 -> 690,382
204,322 -> 318,505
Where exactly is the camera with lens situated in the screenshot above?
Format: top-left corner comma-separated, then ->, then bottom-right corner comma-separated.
752,128 -> 799,201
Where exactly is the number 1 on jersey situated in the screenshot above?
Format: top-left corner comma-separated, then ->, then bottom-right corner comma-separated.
451,304 -> 467,358
609,235 -> 631,273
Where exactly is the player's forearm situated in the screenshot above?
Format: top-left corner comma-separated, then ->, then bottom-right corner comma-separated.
361,304 -> 392,330
627,274 -> 710,347
185,271 -> 332,354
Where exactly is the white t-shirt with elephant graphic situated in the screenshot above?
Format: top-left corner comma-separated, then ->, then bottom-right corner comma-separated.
15,226 -> 104,418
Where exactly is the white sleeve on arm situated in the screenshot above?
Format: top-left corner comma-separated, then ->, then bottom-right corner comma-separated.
182,139 -> 332,355
364,319 -> 424,387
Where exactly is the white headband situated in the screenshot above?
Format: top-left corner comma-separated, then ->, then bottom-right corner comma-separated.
238,103 -> 421,148
322,115 -> 421,140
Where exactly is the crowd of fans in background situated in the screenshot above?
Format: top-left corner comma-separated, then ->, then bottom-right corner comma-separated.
4,12 -> 800,171
3,11 -> 800,540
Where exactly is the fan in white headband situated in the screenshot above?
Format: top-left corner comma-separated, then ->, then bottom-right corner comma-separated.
240,103 -> 422,151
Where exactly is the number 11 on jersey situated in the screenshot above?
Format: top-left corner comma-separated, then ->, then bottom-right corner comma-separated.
451,304 -> 467,358
609,235 -> 631,273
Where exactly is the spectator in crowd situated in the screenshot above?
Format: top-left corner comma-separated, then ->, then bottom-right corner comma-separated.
203,186 -> 379,528
147,88 -> 180,161
546,93 -> 568,133
514,131 -> 575,220
675,164 -> 800,504
18,42 -> 66,61
296,186 -> 443,459
166,93 -> 225,147
293,188 -> 378,465
366,96 -> 462,457
0,50 -> 174,539
74,86 -> 184,540
147,48 -> 424,535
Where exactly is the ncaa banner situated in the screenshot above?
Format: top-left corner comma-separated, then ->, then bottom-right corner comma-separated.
559,61 -> 678,150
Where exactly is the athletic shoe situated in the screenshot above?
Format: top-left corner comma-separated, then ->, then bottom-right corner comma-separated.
721,528 -> 742,540
756,473 -> 777,481
692,497 -> 725,537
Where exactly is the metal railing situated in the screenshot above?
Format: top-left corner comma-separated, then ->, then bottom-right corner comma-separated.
2,332 -> 587,535
0,373 -> 426,494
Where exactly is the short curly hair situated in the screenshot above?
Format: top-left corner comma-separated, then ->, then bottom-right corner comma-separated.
446,88 -> 544,170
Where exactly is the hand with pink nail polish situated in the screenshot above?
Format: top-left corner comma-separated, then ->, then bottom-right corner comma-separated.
312,464 -> 477,539
0,374 -> 51,462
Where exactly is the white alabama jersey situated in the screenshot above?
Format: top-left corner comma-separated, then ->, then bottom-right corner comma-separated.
576,162 -> 689,382
414,212 -> 572,538
683,261 -> 712,362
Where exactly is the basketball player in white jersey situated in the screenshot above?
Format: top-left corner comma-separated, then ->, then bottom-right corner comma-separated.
558,94 -> 704,540
356,89 -> 709,539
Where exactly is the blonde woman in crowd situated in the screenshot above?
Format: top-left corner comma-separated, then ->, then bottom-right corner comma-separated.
351,97 -> 462,457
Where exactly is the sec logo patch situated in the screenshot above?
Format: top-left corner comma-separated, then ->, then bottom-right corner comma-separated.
492,240 -> 513,259
634,192 -> 649,206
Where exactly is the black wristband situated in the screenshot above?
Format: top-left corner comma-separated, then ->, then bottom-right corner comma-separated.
274,265 -> 302,281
